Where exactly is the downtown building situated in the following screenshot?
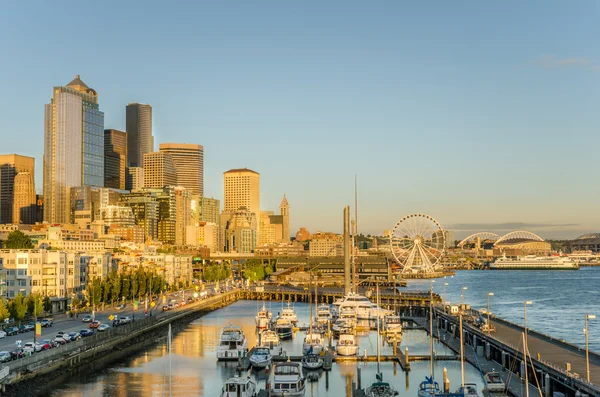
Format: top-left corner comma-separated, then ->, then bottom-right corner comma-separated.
221,168 -> 260,253
104,129 -> 127,190
0,154 -> 36,224
43,75 -> 105,224
159,143 -> 204,196
126,103 -> 153,168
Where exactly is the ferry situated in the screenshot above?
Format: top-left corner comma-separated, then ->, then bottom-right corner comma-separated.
270,362 -> 306,397
216,325 -> 247,360
332,292 -> 392,320
489,255 -> 579,270
255,303 -> 272,329
220,375 -> 256,397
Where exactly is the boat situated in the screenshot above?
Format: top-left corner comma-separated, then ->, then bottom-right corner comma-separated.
302,333 -> 325,355
301,353 -> 324,370
316,304 -> 332,325
489,255 -> 579,270
249,346 -> 272,369
270,361 -> 306,397
279,302 -> 298,325
364,284 -> 399,397
483,372 -> 505,393
220,374 -> 257,397
336,327 -> 359,356
418,281 -> 442,397
259,329 -> 280,348
383,314 -> 402,338
274,318 -> 293,340
255,303 -> 271,329
456,383 -> 480,397
332,292 -> 393,320
216,324 -> 248,360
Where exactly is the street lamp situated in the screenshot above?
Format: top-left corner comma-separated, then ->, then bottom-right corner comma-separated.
585,314 -> 596,382
461,287 -> 468,306
487,293 -> 494,335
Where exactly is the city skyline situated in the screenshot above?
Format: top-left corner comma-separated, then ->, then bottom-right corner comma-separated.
1,2 -> 599,237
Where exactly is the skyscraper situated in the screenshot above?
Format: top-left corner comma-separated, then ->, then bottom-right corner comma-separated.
104,129 -> 127,190
280,195 -> 290,241
12,171 -> 36,224
126,167 -> 144,190
126,103 -> 153,168
223,168 -> 260,215
43,75 -> 104,224
143,152 -> 177,188
0,154 -> 35,224
159,143 -> 204,196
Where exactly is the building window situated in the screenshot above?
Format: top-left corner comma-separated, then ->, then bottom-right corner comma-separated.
17,269 -> 26,276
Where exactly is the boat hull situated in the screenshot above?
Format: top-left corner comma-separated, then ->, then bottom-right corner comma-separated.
336,345 -> 358,356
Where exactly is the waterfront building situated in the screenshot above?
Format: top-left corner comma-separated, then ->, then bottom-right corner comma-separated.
104,129 -> 127,190
255,242 -> 306,257
12,171 -> 36,225
39,226 -> 107,251
0,154 -> 35,224
143,151 -> 177,189
309,232 -> 344,257
43,75 -> 105,224
126,103 -> 153,168
126,166 -> 144,190
159,143 -> 204,196
295,227 -> 312,242
197,197 -> 222,251
80,251 -> 113,281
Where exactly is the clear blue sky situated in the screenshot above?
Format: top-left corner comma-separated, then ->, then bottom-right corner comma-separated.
1,1 -> 599,238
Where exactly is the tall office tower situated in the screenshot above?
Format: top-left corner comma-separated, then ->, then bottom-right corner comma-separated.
43,75 -> 104,224
174,187 -> 192,245
280,195 -> 290,242
126,103 -> 153,168
143,152 -> 177,188
12,172 -> 36,224
0,154 -> 35,224
159,143 -> 204,196
126,167 -> 144,190
104,129 -> 127,189
223,168 -> 260,214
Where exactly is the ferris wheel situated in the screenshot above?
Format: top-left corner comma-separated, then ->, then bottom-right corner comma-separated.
390,214 -> 446,274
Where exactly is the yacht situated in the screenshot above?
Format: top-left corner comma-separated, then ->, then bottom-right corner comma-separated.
249,346 -> 272,369
383,315 -> 402,338
316,304 -> 332,325
216,325 -> 248,360
274,318 -> 294,340
332,306 -> 357,337
302,332 -> 325,355
301,353 -> 324,370
259,329 -> 280,348
279,302 -> 298,325
489,255 -> 579,270
255,303 -> 272,329
332,292 -> 392,320
270,362 -> 306,397
220,375 -> 256,397
483,372 -> 506,393
336,327 -> 359,356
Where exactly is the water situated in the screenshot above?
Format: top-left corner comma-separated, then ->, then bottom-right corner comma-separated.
409,267 -> 600,351
47,300 -> 485,397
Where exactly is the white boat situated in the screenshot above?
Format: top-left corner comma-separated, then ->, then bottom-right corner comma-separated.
274,318 -> 293,340
336,328 -> 359,356
279,302 -> 298,325
316,304 -> 332,325
270,361 -> 306,397
301,353 -> 323,370
456,383 -> 480,397
302,333 -> 325,355
489,255 -> 579,270
332,292 -> 392,320
259,329 -> 280,348
220,374 -> 256,397
383,314 -> 402,337
216,324 -> 248,360
483,372 -> 505,393
249,346 -> 272,369
255,303 -> 272,329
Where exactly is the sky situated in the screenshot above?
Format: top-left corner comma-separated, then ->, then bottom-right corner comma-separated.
0,1 -> 599,239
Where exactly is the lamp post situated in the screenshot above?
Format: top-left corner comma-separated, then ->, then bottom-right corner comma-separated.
585,314 -> 596,382
487,293 -> 494,335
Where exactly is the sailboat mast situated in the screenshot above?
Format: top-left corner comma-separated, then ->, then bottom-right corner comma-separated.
309,271 -> 313,336
523,332 -> 529,397
376,283 -> 381,374
429,281 -> 434,381
460,313 -> 465,388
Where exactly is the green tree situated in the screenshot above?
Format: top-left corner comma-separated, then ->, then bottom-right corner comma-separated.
4,230 -> 34,249
88,278 -> 102,309
131,270 -> 139,301
110,271 -> 121,306
26,292 -> 43,317
12,293 -> 27,323
70,296 -> 79,310
121,274 -> 131,301
102,279 -> 111,304
137,268 -> 147,298
0,299 -> 10,322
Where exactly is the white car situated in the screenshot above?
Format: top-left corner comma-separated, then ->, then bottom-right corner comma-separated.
98,324 -> 110,332
0,330 -> 6,338
23,342 -> 36,354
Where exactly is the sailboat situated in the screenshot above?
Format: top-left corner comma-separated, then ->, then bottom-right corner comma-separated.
303,272 -> 325,355
455,313 -> 480,397
364,284 -> 399,397
418,281 -> 442,397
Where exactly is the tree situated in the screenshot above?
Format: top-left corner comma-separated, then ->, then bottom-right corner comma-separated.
131,270 -> 139,301
69,296 -> 79,310
102,279 -> 111,305
12,293 -> 27,323
88,278 -> 102,309
137,268 -> 147,298
110,271 -> 121,306
4,230 -> 34,249
26,292 -> 43,317
121,274 -> 131,301
0,299 -> 9,322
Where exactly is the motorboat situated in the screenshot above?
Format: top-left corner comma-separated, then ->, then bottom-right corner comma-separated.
279,302 -> 298,325
483,372 -> 505,393
302,332 -> 325,355
336,328 -> 359,356
316,304 -> 332,325
383,314 -> 402,337
216,324 -> 248,360
301,353 -> 323,370
249,346 -> 272,369
332,306 -> 357,337
220,374 -> 256,397
456,383 -> 480,397
332,292 -> 392,320
274,318 -> 293,340
255,303 -> 272,329
270,361 -> 306,397
418,377 -> 442,397
259,329 -> 280,348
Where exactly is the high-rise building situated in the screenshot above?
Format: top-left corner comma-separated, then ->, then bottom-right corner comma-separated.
143,152 -> 177,189
126,103 -> 153,168
159,143 -> 204,196
280,195 -> 290,242
12,172 -> 36,224
126,167 -> 144,190
0,154 -> 35,224
223,168 -> 260,214
174,187 -> 192,245
43,75 -> 104,224
120,190 -> 159,240
198,197 -> 220,224
104,129 -> 127,190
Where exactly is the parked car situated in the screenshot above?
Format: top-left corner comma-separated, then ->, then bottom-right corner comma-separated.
67,332 -> 81,341
10,348 -> 26,360
120,316 -> 131,324
18,325 -> 28,333
53,336 -> 68,345
25,322 -> 36,331
162,305 -> 169,312
23,342 -> 36,354
41,318 -> 53,327
82,315 -> 93,323
0,351 -> 11,362
56,332 -> 71,343
6,327 -> 18,336
80,329 -> 94,337
89,321 -> 101,329
42,339 -> 57,348
97,324 -> 110,332
0,330 -> 6,338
